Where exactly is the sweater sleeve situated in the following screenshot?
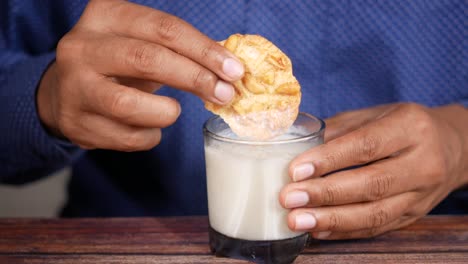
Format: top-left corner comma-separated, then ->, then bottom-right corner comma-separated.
0,52 -> 83,184
0,1 -> 85,184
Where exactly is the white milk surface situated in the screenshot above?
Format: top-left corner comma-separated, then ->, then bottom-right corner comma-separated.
205,131 -> 321,241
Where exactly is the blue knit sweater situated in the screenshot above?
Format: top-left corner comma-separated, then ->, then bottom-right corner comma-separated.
1,0 -> 466,216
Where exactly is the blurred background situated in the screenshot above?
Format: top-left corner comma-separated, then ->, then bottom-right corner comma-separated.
0,169 -> 69,217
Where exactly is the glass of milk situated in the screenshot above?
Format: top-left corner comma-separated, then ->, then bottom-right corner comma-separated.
203,113 -> 325,263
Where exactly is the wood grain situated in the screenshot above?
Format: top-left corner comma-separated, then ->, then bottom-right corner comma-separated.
1,254 -> 467,264
0,216 -> 467,263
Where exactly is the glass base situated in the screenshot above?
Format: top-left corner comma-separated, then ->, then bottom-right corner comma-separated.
209,226 -> 308,264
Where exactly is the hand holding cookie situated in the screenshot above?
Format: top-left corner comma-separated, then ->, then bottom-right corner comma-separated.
37,0 -> 245,151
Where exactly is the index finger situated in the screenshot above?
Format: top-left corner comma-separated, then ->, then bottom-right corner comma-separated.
94,0 -> 244,82
324,104 -> 397,142
289,113 -> 414,180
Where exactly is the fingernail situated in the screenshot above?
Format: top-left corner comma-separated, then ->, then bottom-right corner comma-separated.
285,191 -> 309,208
314,231 -> 331,239
293,163 -> 314,182
176,103 -> 182,117
223,58 -> 244,79
295,213 -> 316,230
214,81 -> 234,103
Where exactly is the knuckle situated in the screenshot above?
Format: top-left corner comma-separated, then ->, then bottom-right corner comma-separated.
363,172 -> 393,201
121,131 -> 145,151
109,90 -> 137,119
127,44 -> 158,76
85,0 -> 111,12
80,1 -> 127,30
321,149 -> 342,173
356,133 -> 381,162
367,207 -> 390,229
414,118 -> 432,137
327,211 -> 343,230
401,103 -> 427,116
157,15 -> 183,43
192,68 -> 217,91
200,41 -> 218,60
321,183 -> 342,205
402,104 -> 434,135
56,34 -> 85,63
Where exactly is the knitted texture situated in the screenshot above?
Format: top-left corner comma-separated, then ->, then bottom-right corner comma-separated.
0,0 -> 466,215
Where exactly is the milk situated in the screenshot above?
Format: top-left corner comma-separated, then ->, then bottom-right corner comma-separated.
205,128 -> 321,241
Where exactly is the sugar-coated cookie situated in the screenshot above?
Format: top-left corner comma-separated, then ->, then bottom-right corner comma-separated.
205,34 -> 301,140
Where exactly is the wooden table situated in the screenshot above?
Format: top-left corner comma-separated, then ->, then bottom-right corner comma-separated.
0,216 -> 467,263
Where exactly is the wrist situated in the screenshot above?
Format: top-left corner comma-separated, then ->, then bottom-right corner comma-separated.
433,104 -> 468,189
37,62 -> 62,138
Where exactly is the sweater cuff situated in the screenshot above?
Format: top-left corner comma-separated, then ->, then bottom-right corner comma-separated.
1,52 -> 82,183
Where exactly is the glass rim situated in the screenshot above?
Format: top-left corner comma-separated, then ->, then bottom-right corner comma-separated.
203,112 -> 325,146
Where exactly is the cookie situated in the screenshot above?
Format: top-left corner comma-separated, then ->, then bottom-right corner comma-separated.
205,34 -> 301,140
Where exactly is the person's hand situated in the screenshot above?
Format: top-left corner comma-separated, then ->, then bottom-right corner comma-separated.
37,0 -> 244,151
279,103 -> 468,239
